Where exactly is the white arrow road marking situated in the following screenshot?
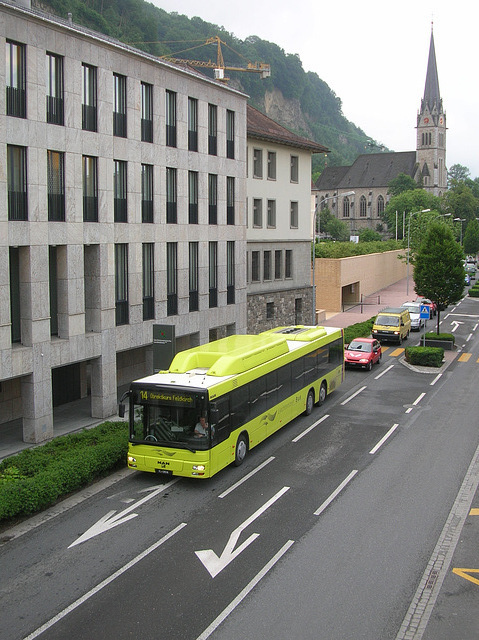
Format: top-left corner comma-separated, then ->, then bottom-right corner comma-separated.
451,320 -> 463,332
195,486 -> 290,578
69,478 -> 179,548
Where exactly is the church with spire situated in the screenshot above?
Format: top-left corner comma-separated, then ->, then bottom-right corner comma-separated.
313,26 -> 447,234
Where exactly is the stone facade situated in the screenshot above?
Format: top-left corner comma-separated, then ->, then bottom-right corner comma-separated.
0,0 -> 247,442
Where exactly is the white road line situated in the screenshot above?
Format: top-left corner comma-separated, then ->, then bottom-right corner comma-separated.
218,457 -> 275,499
341,386 -> 367,405
23,523 -> 187,640
375,364 -> 394,379
430,373 -> 442,386
466,333 -> 473,342
292,414 -> 329,443
413,392 -> 426,405
196,539 -> 295,640
314,470 -> 358,516
369,423 -> 399,455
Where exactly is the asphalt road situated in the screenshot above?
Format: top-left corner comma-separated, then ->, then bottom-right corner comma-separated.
1,295 -> 479,640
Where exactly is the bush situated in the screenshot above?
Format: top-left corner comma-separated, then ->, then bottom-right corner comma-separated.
468,288 -> 479,297
343,317 -> 376,345
405,346 -> 444,367
0,421 -> 128,523
424,332 -> 455,344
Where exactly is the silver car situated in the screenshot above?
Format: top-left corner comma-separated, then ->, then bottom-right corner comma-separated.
401,302 -> 425,331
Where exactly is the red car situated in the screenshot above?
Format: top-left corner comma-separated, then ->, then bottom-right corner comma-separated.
344,337 -> 382,371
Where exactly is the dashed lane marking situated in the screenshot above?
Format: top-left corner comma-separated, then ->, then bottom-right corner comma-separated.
458,352 -> 472,362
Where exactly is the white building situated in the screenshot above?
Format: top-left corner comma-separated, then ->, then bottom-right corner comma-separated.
246,106 -> 327,331
0,0 -> 247,443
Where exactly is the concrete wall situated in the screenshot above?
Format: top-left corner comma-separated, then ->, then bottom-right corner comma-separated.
314,249 -> 407,313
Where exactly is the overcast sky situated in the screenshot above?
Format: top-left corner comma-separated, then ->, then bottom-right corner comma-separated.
152,0 -> 479,178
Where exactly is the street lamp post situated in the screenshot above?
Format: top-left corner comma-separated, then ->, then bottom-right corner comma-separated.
454,217 -> 466,245
406,209 -> 431,297
312,190 -> 355,323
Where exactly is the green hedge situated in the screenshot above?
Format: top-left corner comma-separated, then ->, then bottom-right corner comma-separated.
424,332 -> 455,344
0,422 -> 128,523
343,317 -> 376,345
405,346 -> 444,367
469,288 -> 479,297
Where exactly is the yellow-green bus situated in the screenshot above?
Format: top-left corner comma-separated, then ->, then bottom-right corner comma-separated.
121,325 -> 343,479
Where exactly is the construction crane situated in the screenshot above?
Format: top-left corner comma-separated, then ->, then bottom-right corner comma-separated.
159,36 -> 271,82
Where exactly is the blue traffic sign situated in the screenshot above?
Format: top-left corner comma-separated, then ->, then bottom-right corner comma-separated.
420,305 -> 430,319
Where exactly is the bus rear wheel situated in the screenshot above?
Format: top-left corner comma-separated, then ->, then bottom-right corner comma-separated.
234,434 -> 248,466
317,381 -> 327,406
304,390 -> 314,416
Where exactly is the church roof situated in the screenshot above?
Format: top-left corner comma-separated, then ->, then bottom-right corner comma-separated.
422,28 -> 441,113
314,151 -> 418,190
247,105 -> 329,153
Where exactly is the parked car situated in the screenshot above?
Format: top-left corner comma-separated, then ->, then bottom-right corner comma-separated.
465,273 -> 471,286
415,297 -> 436,318
401,301 -> 425,331
372,307 -> 411,344
344,337 -> 382,370
466,263 -> 476,280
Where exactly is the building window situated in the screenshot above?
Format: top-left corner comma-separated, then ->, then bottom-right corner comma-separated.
263,250 -> 272,281
285,249 -> 293,279
227,176 -> 235,225
9,247 -> 21,343
189,171 -> 198,224
189,242 -> 199,312
114,160 -> 128,222
251,251 -> 260,282
115,244 -> 129,325
49,246 -> 58,336
208,104 -> 217,155
253,198 -> 262,228
290,201 -> 298,229
142,243 -> 154,320
6,40 -> 26,118
208,174 -> 217,224
47,150 -> 65,221
275,250 -> 282,279
209,242 -> 218,308
295,298 -> 302,324
267,151 -> 276,180
227,241 -> 235,304
83,155 -> 98,222
377,195 -> 385,217
166,167 -> 177,223
46,52 -> 64,125
360,195 -> 367,217
188,97 -> 198,152
253,149 -> 263,178
267,200 -> 276,228
141,163 -> 153,223
7,145 -> 28,221
343,197 -> 350,218
141,82 -> 153,142
82,63 -> 97,132
266,302 -> 275,320
167,243 -> 177,316
113,73 -> 127,137
166,90 -> 176,147
290,155 -> 299,183
226,110 -> 235,158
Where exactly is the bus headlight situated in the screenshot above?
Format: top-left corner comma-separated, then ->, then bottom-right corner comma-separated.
192,464 -> 205,471
128,455 -> 137,467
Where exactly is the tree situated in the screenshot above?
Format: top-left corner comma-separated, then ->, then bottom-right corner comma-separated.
382,189 -> 442,238
413,221 -> 465,333
447,163 -> 470,185
387,173 -> 418,196
441,182 -> 479,224
325,218 -> 350,242
358,228 -> 382,242
463,218 -> 479,256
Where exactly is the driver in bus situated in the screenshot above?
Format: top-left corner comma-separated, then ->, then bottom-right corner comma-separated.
194,416 -> 209,438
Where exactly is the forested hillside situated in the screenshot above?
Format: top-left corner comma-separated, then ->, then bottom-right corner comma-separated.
34,0 -> 384,171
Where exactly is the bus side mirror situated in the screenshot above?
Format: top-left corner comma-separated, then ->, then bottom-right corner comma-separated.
119,403 -> 125,418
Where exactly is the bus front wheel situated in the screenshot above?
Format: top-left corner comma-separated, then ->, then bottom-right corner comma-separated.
234,434 -> 248,466
318,381 -> 327,406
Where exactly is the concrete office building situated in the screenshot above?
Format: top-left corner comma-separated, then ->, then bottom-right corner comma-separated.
0,0 -> 247,443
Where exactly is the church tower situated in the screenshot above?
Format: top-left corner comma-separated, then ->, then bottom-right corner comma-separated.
416,26 -> 447,195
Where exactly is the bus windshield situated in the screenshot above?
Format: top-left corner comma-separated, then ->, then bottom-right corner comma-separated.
130,394 -> 211,451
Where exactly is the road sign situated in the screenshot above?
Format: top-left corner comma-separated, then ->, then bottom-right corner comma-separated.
420,305 -> 430,319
